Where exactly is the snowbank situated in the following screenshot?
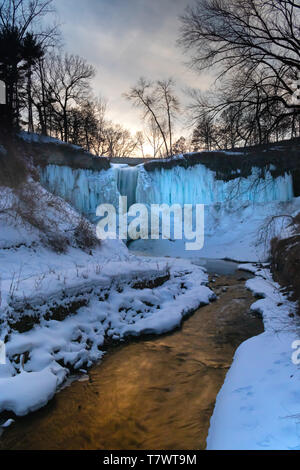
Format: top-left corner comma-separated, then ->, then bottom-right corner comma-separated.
19,130 -> 81,149
0,183 -> 213,419
131,198 -> 300,262
207,264 -> 300,450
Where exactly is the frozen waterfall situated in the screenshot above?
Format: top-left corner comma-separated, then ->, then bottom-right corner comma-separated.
39,162 -> 294,221
40,165 -> 119,220
113,164 -> 139,207
136,164 -> 294,206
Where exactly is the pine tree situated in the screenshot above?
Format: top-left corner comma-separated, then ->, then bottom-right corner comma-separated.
0,26 -> 44,129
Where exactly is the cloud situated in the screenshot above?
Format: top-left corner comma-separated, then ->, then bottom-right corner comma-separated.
54,0 -> 212,134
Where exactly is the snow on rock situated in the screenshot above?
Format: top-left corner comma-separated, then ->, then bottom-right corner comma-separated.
18,130 -> 81,149
0,257 -> 212,417
0,367 -> 63,416
207,265 -> 300,450
1,419 -> 15,428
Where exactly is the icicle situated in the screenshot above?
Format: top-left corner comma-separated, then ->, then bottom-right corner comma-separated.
39,162 -> 294,223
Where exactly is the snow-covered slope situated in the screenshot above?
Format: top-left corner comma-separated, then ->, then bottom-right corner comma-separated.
0,181 -> 213,420
207,263 -> 300,450
131,198 -> 300,262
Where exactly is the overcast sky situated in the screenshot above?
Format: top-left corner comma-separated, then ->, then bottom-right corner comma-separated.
54,0 -> 212,135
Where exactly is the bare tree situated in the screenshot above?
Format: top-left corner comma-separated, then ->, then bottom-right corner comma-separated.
180,0 -> 300,140
144,116 -> 165,158
172,136 -> 189,155
41,53 -> 96,141
135,131 -> 146,158
89,97 -> 108,155
124,77 -> 180,157
0,0 -> 59,44
104,123 -> 137,158
0,0 -> 59,128
155,78 -> 180,154
192,115 -> 217,151
187,65 -> 300,148
67,100 -> 100,151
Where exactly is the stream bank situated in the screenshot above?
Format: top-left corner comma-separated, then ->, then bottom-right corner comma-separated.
0,268 -> 263,450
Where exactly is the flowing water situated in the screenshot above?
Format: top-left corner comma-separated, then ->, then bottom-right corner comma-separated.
0,265 -> 263,450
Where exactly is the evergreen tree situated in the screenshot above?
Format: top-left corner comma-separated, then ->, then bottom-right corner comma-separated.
0,26 -> 44,129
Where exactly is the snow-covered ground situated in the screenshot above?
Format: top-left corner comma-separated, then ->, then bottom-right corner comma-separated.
2,134 -> 300,448
19,130 -> 82,149
0,182 -> 213,421
131,198 -> 300,262
207,263 -> 300,450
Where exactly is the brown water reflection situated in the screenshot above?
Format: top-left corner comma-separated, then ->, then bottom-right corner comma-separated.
0,272 -> 263,450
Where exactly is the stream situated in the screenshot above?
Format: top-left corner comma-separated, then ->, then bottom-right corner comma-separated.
0,261 -> 263,450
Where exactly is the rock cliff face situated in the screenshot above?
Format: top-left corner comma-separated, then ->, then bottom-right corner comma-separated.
145,137 -> 300,191
18,132 -> 110,172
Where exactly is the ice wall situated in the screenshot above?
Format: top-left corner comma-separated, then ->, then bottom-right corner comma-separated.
113,164 -> 139,207
136,164 -> 294,206
40,165 -> 119,221
40,162 -> 294,221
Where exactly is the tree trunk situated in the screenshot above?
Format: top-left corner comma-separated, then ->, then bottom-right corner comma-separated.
27,66 -> 34,133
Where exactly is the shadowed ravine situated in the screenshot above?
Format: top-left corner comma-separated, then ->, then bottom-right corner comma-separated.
0,269 -> 263,450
